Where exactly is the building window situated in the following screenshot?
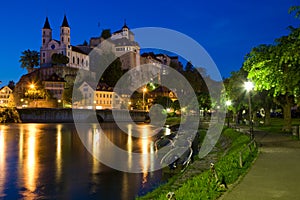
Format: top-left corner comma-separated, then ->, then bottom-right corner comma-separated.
73,57 -> 75,63
43,53 -> 45,57
77,58 -> 79,65
43,39 -> 45,44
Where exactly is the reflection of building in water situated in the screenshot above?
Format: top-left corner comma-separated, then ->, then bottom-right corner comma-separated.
25,125 -> 38,193
0,128 -> 6,195
140,126 -> 155,184
56,124 -> 62,182
127,124 -> 133,170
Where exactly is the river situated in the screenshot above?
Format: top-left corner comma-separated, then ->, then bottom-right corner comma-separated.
0,123 -> 165,200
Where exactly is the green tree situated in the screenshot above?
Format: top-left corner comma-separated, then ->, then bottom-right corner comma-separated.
289,5 -> 300,19
101,29 -> 112,39
51,53 -> 69,66
19,49 -> 40,71
25,81 -> 51,100
62,83 -> 83,105
171,99 -> 180,112
153,96 -> 172,109
169,60 -> 183,72
100,57 -> 123,87
243,26 -> 300,131
8,80 -> 15,90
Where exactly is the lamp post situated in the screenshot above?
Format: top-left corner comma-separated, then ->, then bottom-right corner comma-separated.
142,87 -> 147,111
29,83 -> 36,107
225,100 -> 232,127
244,81 -> 254,140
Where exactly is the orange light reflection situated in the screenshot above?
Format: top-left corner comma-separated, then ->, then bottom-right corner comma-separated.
0,128 -> 6,195
56,124 -> 62,182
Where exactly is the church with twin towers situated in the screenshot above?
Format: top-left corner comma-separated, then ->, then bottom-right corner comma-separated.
40,15 -> 141,71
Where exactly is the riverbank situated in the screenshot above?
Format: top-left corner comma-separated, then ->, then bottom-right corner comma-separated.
136,128 -> 258,200
220,130 -> 300,200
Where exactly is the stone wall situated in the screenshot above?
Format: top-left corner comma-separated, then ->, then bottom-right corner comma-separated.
17,108 -> 147,123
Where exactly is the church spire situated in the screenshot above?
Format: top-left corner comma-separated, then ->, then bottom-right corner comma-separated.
122,19 -> 129,29
61,15 -> 70,27
43,17 -> 51,29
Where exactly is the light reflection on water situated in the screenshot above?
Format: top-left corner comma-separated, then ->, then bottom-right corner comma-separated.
0,127 -> 6,198
0,123 -> 164,200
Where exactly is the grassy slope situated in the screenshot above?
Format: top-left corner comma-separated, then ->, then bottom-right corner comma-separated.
136,128 -> 257,200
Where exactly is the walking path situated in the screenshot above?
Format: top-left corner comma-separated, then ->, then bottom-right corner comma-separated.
220,130 -> 300,200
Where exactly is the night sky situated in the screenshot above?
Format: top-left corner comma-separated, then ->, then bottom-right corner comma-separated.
0,0 -> 299,85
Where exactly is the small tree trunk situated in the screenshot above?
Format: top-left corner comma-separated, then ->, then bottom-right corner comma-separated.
282,102 -> 292,132
264,106 -> 271,126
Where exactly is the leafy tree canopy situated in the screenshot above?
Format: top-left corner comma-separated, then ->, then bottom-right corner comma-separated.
101,29 -> 112,39
19,49 -> 40,69
52,53 -> 69,66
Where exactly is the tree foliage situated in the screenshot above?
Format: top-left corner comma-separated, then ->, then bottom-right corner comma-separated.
243,26 -> 300,130
51,53 -> 69,66
8,81 -> 15,90
62,83 -> 83,105
153,96 -> 173,109
19,49 -> 40,69
100,57 -> 123,87
25,81 -> 51,100
289,6 -> 300,19
101,29 -> 112,39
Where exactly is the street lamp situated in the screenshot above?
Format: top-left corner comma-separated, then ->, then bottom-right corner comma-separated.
29,83 -> 35,89
225,100 -> 232,127
29,83 -> 36,107
244,81 -> 254,140
142,87 -> 147,111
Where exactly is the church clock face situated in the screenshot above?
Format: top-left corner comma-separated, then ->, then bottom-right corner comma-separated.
51,44 -> 55,49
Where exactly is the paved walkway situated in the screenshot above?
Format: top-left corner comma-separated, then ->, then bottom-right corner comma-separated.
220,131 -> 300,200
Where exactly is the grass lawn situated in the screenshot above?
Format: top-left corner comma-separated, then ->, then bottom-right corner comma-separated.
256,118 -> 300,134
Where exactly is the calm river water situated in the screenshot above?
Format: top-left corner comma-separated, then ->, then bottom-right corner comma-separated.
0,123 -> 164,200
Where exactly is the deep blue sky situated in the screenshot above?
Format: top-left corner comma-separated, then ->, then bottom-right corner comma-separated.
0,0 -> 299,85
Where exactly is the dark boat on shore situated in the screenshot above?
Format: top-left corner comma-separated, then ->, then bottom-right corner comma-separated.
154,137 -> 173,151
160,147 -> 193,171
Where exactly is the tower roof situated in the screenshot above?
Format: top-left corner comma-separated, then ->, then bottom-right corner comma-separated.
61,15 -> 70,27
43,17 -> 51,29
122,20 -> 129,29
